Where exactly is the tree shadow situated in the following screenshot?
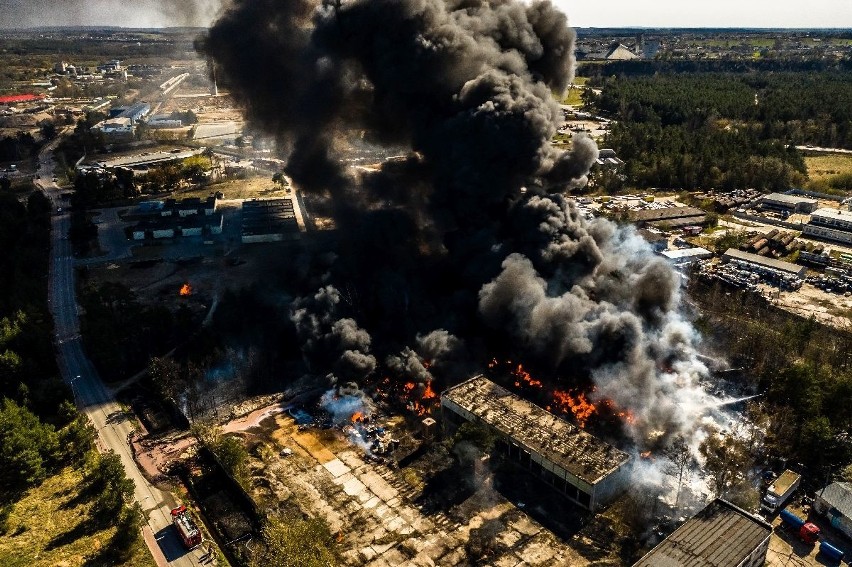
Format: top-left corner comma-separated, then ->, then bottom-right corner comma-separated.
45,517 -> 100,550
58,481 -> 97,510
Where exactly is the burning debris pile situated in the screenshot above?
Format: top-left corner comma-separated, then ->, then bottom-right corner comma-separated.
202,0 -> 732,472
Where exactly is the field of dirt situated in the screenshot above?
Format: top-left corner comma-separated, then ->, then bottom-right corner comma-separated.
83,242 -> 298,310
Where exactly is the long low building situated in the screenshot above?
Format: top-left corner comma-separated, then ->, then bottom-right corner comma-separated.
660,247 -> 713,266
629,206 -> 707,229
803,207 -> 852,244
722,248 -> 807,279
441,375 -> 630,511
241,198 -> 300,243
633,499 -> 772,567
759,192 -> 818,214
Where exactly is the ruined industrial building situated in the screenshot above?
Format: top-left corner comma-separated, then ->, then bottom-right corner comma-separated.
441,375 -> 630,511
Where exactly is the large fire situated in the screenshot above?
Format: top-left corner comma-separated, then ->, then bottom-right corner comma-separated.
179,283 -> 193,296
551,389 -> 597,428
402,379 -> 438,416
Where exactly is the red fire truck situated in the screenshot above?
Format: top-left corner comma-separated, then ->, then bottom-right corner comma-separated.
171,506 -> 202,549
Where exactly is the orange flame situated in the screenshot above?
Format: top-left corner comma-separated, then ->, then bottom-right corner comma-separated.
552,390 -> 597,428
351,412 -> 364,423
422,381 -> 437,399
404,382 -> 415,392
640,451 -> 653,460
512,363 -> 542,389
179,283 -> 192,296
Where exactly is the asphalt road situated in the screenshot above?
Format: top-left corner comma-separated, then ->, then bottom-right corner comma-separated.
795,145 -> 852,155
36,139 -> 208,567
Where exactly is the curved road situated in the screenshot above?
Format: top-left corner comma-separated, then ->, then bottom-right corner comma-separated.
36,139 -> 208,567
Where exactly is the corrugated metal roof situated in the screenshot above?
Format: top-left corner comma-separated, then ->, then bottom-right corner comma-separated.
633,499 -> 771,567
722,248 -> 806,277
630,207 -> 706,222
441,376 -> 629,485
818,482 -> 852,520
761,193 -> 817,206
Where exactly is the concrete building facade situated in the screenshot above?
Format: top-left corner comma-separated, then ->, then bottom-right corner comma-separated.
633,499 -> 772,567
803,208 -> 852,244
441,376 -> 630,511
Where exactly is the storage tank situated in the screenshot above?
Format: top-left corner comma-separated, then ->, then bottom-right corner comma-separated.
819,541 -> 845,562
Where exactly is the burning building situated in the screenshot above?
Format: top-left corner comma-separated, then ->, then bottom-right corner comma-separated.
441,375 -> 629,511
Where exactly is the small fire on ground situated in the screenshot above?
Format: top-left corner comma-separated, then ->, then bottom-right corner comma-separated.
179,283 -> 193,296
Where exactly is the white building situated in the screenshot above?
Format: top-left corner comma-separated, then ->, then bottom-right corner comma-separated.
803,208 -> 852,244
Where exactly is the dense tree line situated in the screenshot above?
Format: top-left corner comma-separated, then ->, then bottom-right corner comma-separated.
690,280 -> 852,482
594,72 -> 852,149
586,71 -> 852,190
579,57 -> 852,78
79,282 -> 195,380
0,132 -> 38,162
602,121 -> 806,191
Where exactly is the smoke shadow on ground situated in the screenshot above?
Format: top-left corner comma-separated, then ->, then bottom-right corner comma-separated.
491,461 -> 589,542
415,462 -> 478,516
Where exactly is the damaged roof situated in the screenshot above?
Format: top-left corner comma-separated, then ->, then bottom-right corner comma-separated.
441,375 -> 629,485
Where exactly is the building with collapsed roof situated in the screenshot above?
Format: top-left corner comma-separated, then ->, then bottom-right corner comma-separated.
441,375 -> 630,511
632,499 -> 772,567
241,198 -> 300,243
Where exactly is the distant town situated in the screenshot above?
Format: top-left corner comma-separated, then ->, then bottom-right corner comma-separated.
1,20 -> 852,567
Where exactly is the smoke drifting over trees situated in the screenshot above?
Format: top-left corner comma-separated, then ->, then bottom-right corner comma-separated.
202,0 -> 722,451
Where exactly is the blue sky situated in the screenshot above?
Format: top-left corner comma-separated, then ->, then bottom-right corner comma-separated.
557,0 -> 852,28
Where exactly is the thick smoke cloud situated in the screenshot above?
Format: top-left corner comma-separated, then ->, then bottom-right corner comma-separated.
290,286 -> 377,381
205,0 -> 719,451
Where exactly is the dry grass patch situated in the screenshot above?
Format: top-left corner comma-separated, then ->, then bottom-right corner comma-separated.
0,467 -> 154,567
806,154 -> 852,182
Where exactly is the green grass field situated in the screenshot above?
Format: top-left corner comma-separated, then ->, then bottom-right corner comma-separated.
0,467 -> 155,567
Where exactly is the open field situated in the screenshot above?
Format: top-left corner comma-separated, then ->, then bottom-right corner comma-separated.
0,467 -> 155,567
174,175 -> 286,201
806,154 -> 852,182
562,86 -> 584,106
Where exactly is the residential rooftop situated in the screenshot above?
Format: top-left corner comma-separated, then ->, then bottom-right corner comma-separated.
442,375 -> 629,485
633,499 -> 772,567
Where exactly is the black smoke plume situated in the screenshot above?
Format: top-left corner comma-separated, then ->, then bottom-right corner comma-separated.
203,0 -> 719,450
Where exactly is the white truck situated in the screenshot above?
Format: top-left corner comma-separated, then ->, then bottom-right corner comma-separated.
760,469 -> 801,514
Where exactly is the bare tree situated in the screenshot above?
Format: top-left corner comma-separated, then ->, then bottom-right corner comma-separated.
663,436 -> 693,507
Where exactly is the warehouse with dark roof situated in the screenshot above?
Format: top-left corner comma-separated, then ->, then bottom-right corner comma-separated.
441,375 -> 630,511
632,499 -> 772,567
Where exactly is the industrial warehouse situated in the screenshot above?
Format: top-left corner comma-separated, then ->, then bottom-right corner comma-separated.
125,196 -> 223,241
722,248 -> 808,280
803,208 -> 852,245
633,499 -> 772,567
441,376 -> 630,511
241,198 -> 300,243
